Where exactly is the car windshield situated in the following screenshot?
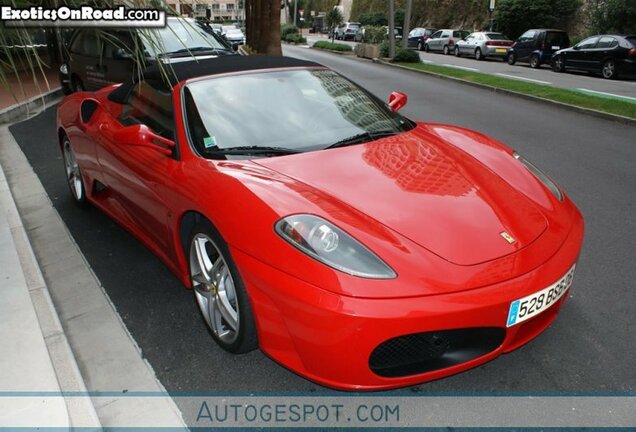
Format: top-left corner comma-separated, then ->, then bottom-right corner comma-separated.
184,69 -> 414,158
142,19 -> 227,55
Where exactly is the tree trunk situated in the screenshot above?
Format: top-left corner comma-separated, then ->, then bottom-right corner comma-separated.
246,0 -> 282,55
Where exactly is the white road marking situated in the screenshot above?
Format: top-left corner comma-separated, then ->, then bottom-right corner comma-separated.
495,73 -> 552,85
442,64 -> 480,72
576,88 -> 636,102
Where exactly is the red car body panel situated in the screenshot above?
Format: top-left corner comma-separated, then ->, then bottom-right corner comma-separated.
56,69 -> 584,390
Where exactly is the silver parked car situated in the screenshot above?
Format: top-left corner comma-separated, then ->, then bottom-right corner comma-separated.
335,22 -> 363,41
424,29 -> 469,55
455,32 -> 513,60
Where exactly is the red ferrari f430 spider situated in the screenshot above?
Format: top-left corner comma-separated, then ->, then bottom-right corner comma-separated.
56,56 -> 584,390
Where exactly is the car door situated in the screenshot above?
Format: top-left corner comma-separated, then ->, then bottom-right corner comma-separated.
439,31 -> 451,50
100,30 -> 138,86
593,36 -> 618,70
569,36 -> 599,69
514,30 -> 536,60
68,29 -> 104,90
458,33 -> 474,54
427,31 -> 442,50
93,80 -> 179,260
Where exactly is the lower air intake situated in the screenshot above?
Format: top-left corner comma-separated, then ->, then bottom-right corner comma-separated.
369,327 -> 505,378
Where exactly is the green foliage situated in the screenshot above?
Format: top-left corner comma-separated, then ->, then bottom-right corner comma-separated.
394,8 -> 405,26
313,40 -> 353,51
588,0 -> 636,35
393,47 -> 420,63
358,11 -> 387,26
362,26 -> 386,44
379,41 -> 390,57
284,33 -> 307,43
496,0 -> 580,39
325,8 -> 344,29
281,24 -> 300,38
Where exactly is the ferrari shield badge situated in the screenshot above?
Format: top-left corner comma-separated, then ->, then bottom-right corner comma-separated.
500,231 -> 516,244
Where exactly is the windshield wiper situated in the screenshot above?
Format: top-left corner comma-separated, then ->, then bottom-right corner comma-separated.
326,130 -> 400,149
205,146 -> 300,156
163,47 -> 228,57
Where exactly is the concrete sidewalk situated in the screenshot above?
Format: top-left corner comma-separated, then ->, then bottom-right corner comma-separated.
0,102 -> 185,427
0,127 -> 101,428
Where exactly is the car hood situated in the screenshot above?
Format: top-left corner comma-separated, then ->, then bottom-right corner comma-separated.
255,127 -> 548,266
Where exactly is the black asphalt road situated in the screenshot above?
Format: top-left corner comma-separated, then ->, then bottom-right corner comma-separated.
10,46 -> 636,393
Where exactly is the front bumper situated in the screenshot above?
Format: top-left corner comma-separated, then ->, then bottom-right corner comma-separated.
232,209 -> 584,391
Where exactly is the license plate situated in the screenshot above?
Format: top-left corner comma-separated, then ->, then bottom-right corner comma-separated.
506,264 -> 576,327
496,48 -> 507,53
552,46 -> 560,50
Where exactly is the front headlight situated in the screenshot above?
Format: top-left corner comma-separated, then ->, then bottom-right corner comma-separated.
514,152 -> 563,201
275,214 -> 396,279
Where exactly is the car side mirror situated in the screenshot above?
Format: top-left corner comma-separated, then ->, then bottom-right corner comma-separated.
114,124 -> 175,156
388,91 -> 407,112
113,48 -> 133,60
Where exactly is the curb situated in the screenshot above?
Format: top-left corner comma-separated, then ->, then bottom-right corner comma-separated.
0,87 -> 63,125
373,59 -> 636,126
310,46 -> 354,56
0,125 -> 101,429
0,124 -> 186,428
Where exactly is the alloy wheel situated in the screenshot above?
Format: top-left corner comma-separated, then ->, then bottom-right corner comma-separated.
62,139 -> 84,202
602,60 -> 616,79
190,234 -> 240,345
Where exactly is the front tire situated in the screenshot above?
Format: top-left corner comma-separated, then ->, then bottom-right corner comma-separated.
424,43 -> 430,53
454,46 -> 461,57
443,45 -> 450,55
62,136 -> 87,207
529,53 -> 540,68
602,59 -> 617,79
552,55 -> 565,72
188,219 -> 258,354
507,52 -> 516,65
475,48 -> 483,60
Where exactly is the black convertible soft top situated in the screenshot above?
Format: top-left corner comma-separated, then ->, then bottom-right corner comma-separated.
108,55 -> 323,104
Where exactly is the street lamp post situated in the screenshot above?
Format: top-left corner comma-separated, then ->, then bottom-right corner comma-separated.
489,0 -> 496,31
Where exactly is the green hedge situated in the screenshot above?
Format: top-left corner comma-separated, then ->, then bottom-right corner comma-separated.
362,25 -> 385,44
393,48 -> 420,63
313,41 -> 353,51
284,33 -> 307,44
379,41 -> 389,57
281,24 -> 300,39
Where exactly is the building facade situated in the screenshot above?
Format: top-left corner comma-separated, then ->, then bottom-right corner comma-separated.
167,1 -> 244,22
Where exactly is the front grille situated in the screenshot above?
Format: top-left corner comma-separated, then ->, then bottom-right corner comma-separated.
369,327 -> 505,378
